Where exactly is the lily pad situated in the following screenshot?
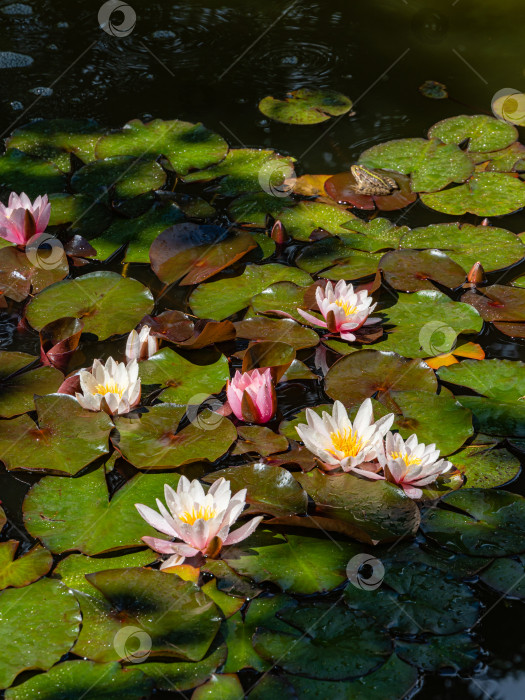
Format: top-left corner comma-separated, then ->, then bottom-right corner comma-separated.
259,88 -> 352,125
189,264 -> 311,321
438,358 -> 525,402
251,281 -> 307,321
340,217 -> 410,252
461,284 -> 525,323
471,142 -> 525,172
55,550 -> 157,592
325,171 -> 417,211
47,193 -> 113,239
0,244 -> 69,302
359,138 -> 474,192
479,555 -> 525,600
0,149 -> 67,199
141,645 -> 227,692
344,562 -> 479,635
25,271 -> 154,339
428,114 -> 517,153
0,578 -> 80,689
295,237 -> 381,280
451,444 -> 520,488
235,317 -> 319,350
0,541 -> 52,590
23,468 -> 181,554
192,674 -> 244,699
396,634 -> 479,672
421,173 -> 525,216
71,156 -> 166,201
421,488 -> 525,557
231,426 -> 289,457
400,223 -> 525,271
380,249 -> 466,292
0,394 -> 113,474
457,396 -> 525,438
96,118 -> 228,175
0,352 -> 62,418
205,462 -> 306,517
273,201 -> 353,241
113,403 -> 236,469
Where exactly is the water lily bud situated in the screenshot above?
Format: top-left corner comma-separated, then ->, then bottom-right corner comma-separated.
466,261 -> 486,287
270,219 -> 288,244
226,368 -> 277,424
125,325 -> 158,362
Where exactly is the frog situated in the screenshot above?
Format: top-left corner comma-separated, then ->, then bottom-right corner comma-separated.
350,164 -> 398,196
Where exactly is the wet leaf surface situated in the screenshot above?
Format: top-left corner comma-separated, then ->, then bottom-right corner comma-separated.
259,88 -> 352,124
421,173 -> 525,216
451,443 -> 521,488
396,634 -> 479,672
428,114 -> 517,153
0,541 -> 52,590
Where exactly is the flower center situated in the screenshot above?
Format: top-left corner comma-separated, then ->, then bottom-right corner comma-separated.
94,383 -> 124,398
179,506 -> 216,525
390,451 -> 422,467
328,429 -> 365,458
335,299 -> 358,317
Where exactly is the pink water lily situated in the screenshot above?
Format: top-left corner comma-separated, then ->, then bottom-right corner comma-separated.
135,476 -> 264,569
297,280 -> 379,341
0,192 -> 51,246
226,368 -> 276,424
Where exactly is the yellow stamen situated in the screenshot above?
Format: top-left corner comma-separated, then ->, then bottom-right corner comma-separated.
94,383 -> 124,398
335,299 -> 358,317
328,429 -> 365,458
390,451 -> 422,467
178,506 -> 216,525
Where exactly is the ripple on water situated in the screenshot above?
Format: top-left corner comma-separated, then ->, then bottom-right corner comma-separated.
0,51 -> 33,68
245,41 -> 337,88
1,3 -> 32,15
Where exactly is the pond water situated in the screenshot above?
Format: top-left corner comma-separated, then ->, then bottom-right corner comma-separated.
1,0 -> 525,698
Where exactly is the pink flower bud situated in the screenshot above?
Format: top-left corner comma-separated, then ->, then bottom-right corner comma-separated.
226,368 -> 276,424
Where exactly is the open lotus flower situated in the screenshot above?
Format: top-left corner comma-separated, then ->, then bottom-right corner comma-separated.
0,192 -> 51,246
135,476 -> 264,569
75,357 -> 140,415
226,368 -> 276,424
125,325 -> 158,362
295,399 -> 394,472
297,280 -> 379,341
360,432 -> 453,499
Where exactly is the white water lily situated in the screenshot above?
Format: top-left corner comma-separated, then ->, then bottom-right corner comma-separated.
297,280 -> 379,341
135,476 -> 264,569
75,357 -> 140,415
295,399 -> 394,472
373,432 -> 453,499
125,325 -> 158,362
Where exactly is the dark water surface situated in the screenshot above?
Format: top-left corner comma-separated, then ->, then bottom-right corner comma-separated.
1,0 -> 525,698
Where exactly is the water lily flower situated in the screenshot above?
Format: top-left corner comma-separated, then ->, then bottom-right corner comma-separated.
295,399 -> 394,472
135,476 -> 264,569
226,368 -> 276,424
125,325 -> 158,362
297,280 -> 379,341
369,432 -> 453,499
0,192 -> 51,246
75,357 -> 140,415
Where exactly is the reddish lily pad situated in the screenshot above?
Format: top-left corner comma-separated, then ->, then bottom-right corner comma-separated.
232,426 -> 289,457
39,317 -> 83,371
325,170 -> 417,211
0,352 -> 62,418
380,249 -> 466,292
428,114 -> 518,153
235,317 -> 319,350
259,88 -> 352,125
0,394 -> 113,474
0,243 -> 69,302
150,223 -> 257,286
0,541 -> 52,590
421,173 -> 525,216
145,310 -> 235,348
461,285 -> 525,322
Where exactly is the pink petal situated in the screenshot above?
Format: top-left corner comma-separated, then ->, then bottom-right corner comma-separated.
223,516 -> 264,545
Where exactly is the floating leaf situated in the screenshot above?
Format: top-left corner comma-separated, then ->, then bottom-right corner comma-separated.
26,271 -> 154,339
71,156 -> 166,201
190,264 -> 311,321
147,311 -> 235,349
241,340 -> 295,382
325,171 -> 417,211
259,88 -> 352,125
451,444 -> 520,488
419,80 -> 448,99
0,242 -> 69,302
96,118 -> 227,175
0,394 -> 113,475
421,488 -> 525,557
438,358 -> 525,402
296,236 -> 381,280
113,403 -> 236,469
457,396 -> 525,438
421,173 -> 525,216
251,281 -> 307,321
359,138 -> 473,192
273,201 -> 353,241
192,674 -> 244,699
0,149 -> 67,199
396,634 -> 479,673
141,646 -> 227,692
0,578 -> 80,689
48,193 -> 113,238
340,217 -> 410,252
462,284 -> 525,323
231,426 -> 289,457
428,114 -> 517,153
380,249 -> 466,292
235,317 -> 319,350
479,555 -> 525,600
0,541 -> 52,590
0,352 -> 62,418
471,141 -> 525,172
55,551 -> 157,592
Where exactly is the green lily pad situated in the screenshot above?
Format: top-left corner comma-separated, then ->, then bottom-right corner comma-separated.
0,578 -> 80,689
0,149 -> 67,199
285,654 -> 418,700
438,358 -> 525,402
251,281 -> 307,321
340,217 -> 410,253
90,201 -> 184,261
0,541 -> 52,590
359,138 -> 473,192
456,395 -> 525,438
231,426 -> 289,457
428,114 -> 517,152
421,488 -> 525,557
141,645 -> 227,692
296,237 -> 381,280
344,562 -> 479,635
0,352 -> 62,418
71,156 -> 166,201
183,148 -> 296,196
324,349 -> 438,407
190,263 -> 311,321
259,88 -> 352,125
205,463 -> 306,517
96,118 -> 228,175
380,249 -> 466,292
378,290 -> 483,358
380,540 -> 491,579
396,634 -> 479,672
0,394 -> 113,474
228,192 -> 292,227
23,468 -> 181,554
274,201 -> 353,241
47,193 -> 113,238
421,173 -> 525,216
192,674 -> 244,699
451,444 -> 520,488
55,550 -> 157,593
400,223 -> 525,271
4,660 -> 153,700
113,403 -> 236,469
6,118 -> 105,171
235,317 -> 319,349
0,244 -> 69,302
253,602 -> 391,679
296,469 -> 420,544
25,271 -> 154,339
224,530 -> 360,595
139,348 -> 229,404
470,142 -> 525,172
479,555 -> 525,599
